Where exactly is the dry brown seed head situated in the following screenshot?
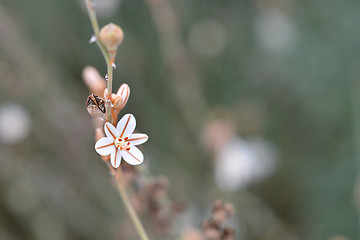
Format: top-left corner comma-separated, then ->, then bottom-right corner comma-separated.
181,229 -> 205,240
224,202 -> 235,217
221,227 -> 235,240
212,209 -> 228,224
212,199 -> 224,212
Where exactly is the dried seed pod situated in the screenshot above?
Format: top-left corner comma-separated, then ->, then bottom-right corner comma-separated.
181,229 -> 205,240
203,219 -> 222,240
87,94 -> 106,117
224,203 -> 235,217
221,227 -> 235,240
99,23 -> 124,62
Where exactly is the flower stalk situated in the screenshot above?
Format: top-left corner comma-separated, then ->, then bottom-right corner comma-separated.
115,168 -> 150,240
85,0 -> 112,122
85,1 -> 150,239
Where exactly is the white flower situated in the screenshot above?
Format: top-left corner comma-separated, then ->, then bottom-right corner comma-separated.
95,114 -> 148,168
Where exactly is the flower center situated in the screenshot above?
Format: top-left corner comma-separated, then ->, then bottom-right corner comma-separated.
114,137 -> 130,150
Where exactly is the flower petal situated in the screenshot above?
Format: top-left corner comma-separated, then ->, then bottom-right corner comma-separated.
116,114 -> 136,138
111,148 -> 122,168
121,146 -> 144,165
126,133 -> 148,146
116,83 -> 130,109
95,137 -> 115,156
104,122 -> 119,139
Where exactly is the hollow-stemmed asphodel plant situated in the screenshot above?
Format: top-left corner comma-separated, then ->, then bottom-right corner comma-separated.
84,1 -> 150,239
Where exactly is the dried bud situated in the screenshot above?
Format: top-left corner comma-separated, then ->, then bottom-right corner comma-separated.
203,220 -> 221,240
114,83 -> 130,110
212,199 -> 224,212
211,200 -> 234,223
181,229 -> 205,240
147,176 -> 169,199
82,66 -> 106,97
99,23 -> 124,62
224,203 -> 235,217
213,208 -> 227,223
221,227 -> 235,240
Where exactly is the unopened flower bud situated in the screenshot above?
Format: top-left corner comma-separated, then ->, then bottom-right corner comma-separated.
114,83 -> 130,110
99,23 -> 124,62
83,66 -> 106,97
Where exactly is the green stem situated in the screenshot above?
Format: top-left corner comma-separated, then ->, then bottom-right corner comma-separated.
86,2 -> 150,239
85,0 -> 112,122
115,170 -> 150,240
85,0 -> 111,62
105,62 -> 113,122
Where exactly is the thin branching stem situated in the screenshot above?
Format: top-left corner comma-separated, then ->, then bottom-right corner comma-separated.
86,1 -> 150,239
85,0 -> 112,122
115,168 -> 150,240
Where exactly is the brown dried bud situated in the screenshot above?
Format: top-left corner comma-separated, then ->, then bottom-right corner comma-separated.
181,229 -> 205,240
113,83 -> 130,110
147,176 -> 169,199
99,23 -> 124,61
211,200 -> 235,223
224,203 -> 235,217
221,227 -> 235,240
203,220 -> 221,240
82,66 -> 106,97
212,199 -> 224,212
213,208 -> 227,224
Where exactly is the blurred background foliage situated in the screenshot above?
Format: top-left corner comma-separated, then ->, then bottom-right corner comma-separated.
0,0 -> 359,239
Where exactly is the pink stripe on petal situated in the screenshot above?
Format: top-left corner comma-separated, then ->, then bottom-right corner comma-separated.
95,137 -> 115,156
126,133 -> 148,146
121,146 -> 144,165
111,148 -> 122,168
116,114 -> 136,138
104,122 -> 119,139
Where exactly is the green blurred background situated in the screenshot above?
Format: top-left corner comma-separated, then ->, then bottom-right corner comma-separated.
0,0 -> 359,239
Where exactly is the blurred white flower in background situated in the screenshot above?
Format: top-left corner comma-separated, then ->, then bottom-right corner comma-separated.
188,19 -> 228,58
215,137 -> 278,191
255,9 -> 296,53
0,103 -> 31,144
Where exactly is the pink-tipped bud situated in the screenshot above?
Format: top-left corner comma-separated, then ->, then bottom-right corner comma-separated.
114,83 -> 130,110
99,23 -> 124,62
83,66 -> 106,97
